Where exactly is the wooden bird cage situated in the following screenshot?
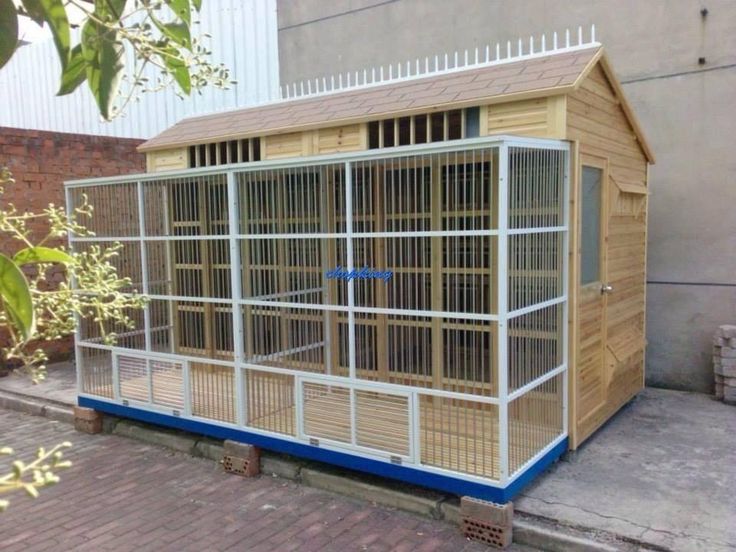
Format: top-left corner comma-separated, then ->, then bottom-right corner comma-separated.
67,26 -> 653,502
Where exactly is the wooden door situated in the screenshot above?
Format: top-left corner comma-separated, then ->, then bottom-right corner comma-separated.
573,154 -> 612,446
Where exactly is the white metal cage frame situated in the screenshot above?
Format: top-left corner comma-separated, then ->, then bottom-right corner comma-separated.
66,135 -> 569,490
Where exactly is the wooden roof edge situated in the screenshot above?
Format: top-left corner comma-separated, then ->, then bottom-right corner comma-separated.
578,49 -> 655,164
137,83 -> 579,153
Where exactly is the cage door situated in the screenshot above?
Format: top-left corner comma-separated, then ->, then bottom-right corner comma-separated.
298,378 -> 413,462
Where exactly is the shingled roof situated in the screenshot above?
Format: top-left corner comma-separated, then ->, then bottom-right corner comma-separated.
139,46 -> 603,152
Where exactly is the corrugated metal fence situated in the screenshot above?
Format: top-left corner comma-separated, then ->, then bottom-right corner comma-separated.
0,0 -> 279,139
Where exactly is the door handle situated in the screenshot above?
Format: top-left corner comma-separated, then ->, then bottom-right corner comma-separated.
601,283 -> 614,294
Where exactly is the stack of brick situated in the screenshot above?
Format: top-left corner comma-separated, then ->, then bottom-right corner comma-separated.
714,325 -> 736,405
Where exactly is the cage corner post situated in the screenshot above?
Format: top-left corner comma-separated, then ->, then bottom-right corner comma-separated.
227,169 -> 246,427
497,143 -> 510,487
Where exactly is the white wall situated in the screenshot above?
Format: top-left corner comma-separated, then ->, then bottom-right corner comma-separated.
0,0 -> 279,139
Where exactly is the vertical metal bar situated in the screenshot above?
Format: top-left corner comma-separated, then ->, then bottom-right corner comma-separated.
182,359 -> 192,417
295,375 -> 305,439
64,187 -> 84,396
345,162 -> 356,380
410,392 -> 421,464
111,353 -> 121,401
561,149 -> 570,438
137,181 -> 152,352
227,170 -> 246,427
345,161 -> 357,444
498,144 -> 510,484
146,358 -> 153,403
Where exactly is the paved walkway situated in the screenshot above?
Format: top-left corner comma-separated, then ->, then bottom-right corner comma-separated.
0,361 -> 76,405
0,409 -> 492,552
517,387 -> 736,552
3,363 -> 734,551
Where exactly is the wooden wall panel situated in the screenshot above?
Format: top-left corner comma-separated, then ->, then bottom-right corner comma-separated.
262,124 -> 369,159
316,124 -> 367,154
485,96 -> 566,139
568,63 -> 649,448
146,148 -> 188,172
262,132 -> 307,159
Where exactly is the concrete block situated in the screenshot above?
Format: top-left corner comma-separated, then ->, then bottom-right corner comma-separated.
713,336 -> 726,346
461,497 -> 514,548
261,453 -> 301,480
223,454 -> 260,477
714,362 -> 736,378
715,383 -> 724,400
724,385 -> 736,404
73,406 -> 99,421
223,439 -> 258,458
724,376 -> 736,387
463,517 -> 512,548
0,394 -> 44,416
101,415 -> 121,433
300,468 -> 442,518
222,440 -> 260,477
513,519 -> 620,552
718,325 -> 736,339
73,406 -> 102,434
43,404 -> 74,424
113,421 -> 195,453
719,347 -> 736,358
461,496 -> 514,526
439,499 -> 461,525
729,338 -> 736,348
193,439 -> 224,462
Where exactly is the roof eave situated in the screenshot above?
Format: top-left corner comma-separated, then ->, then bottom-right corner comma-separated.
573,48 -> 655,164
137,83 -> 579,153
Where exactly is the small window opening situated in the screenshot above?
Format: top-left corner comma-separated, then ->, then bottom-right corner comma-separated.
464,107 -> 480,138
430,113 -> 444,142
448,110 -> 463,140
382,119 -> 395,147
414,115 -> 428,143
398,117 -> 411,145
368,121 -> 380,149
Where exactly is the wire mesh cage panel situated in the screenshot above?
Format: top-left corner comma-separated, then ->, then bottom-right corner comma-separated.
69,137 -> 569,489
79,347 -> 113,398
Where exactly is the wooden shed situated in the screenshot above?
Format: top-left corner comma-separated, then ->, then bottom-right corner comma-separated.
66,28 -> 653,501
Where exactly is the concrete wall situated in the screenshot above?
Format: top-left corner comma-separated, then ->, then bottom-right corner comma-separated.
276,0 -> 736,393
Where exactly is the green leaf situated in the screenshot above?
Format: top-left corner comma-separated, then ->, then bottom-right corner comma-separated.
153,16 -> 191,49
0,0 -> 18,70
57,44 -> 86,95
20,0 -> 45,25
162,47 -> 191,95
0,253 -> 35,342
166,0 -> 191,25
81,19 -> 124,120
94,0 -> 126,21
35,0 -> 70,68
13,246 -> 73,266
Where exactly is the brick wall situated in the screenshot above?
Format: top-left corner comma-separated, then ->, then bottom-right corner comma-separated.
0,127 -> 145,366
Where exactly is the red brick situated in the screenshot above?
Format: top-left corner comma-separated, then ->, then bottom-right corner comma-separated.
0,127 -> 144,361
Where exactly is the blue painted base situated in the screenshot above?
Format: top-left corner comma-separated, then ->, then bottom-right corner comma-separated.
79,396 -> 567,503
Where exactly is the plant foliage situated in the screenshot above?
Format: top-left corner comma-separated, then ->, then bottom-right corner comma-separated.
2,0 -> 233,119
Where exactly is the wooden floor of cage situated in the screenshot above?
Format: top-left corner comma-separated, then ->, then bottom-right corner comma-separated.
88,363 -> 562,481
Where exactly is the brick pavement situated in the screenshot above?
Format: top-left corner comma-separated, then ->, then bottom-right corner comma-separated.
0,409 -> 496,551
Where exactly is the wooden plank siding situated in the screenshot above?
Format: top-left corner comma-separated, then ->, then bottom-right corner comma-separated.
566,63 -> 648,448
261,124 -> 368,159
146,148 -> 188,172
484,96 -> 566,139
